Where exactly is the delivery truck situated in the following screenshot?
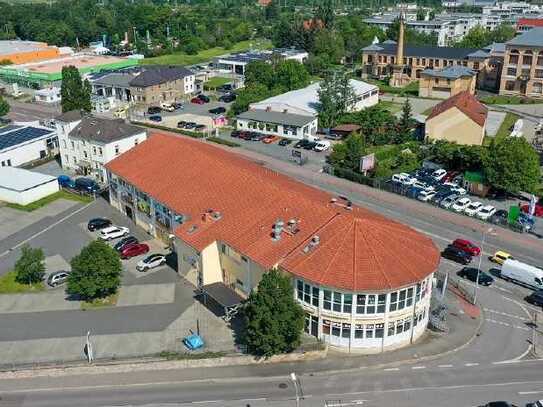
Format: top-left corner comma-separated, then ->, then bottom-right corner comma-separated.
501,259 -> 543,290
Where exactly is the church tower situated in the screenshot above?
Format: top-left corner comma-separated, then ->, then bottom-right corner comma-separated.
389,10 -> 409,88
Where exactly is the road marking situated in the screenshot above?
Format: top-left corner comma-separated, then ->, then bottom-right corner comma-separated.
464,363 -> 479,367
494,285 -> 513,293
383,368 -> 400,371
240,398 -> 266,402
502,296 -> 534,319
437,364 -> 453,368
411,366 -> 426,370
483,308 -> 529,321
495,344 -> 533,364
518,391 -> 543,395
192,400 -> 223,404
0,201 -> 94,259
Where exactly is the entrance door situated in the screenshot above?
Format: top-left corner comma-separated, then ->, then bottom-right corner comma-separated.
125,205 -> 133,221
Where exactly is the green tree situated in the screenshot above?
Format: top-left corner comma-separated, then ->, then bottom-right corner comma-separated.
275,60 -> 310,91
317,69 -> 356,128
395,99 -> 415,143
66,240 -> 122,301
454,23 -> 515,48
340,104 -> 397,145
329,133 -> 366,171
60,66 -> 91,113
229,83 -> 272,116
315,0 -> 334,28
0,95 -> 10,117
483,138 -> 541,194
312,29 -> 345,65
241,269 -> 304,357
244,60 -> 275,89
14,245 -> 45,285
0,59 -> 12,66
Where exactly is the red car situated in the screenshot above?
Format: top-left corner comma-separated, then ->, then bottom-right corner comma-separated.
191,97 -> 205,105
521,203 -> 543,217
452,239 -> 481,256
120,243 -> 150,259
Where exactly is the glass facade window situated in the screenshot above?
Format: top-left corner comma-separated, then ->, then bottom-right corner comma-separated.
343,294 -> 352,313
333,291 -> 342,312
323,289 -> 332,310
342,323 -> 351,338
323,319 -> 331,335
356,294 -> 386,314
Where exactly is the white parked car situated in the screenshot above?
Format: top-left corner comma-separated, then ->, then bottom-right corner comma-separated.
99,226 -> 130,241
136,253 -> 167,272
440,194 -> 458,209
392,173 -> 414,185
432,168 -> 447,181
160,102 -> 175,112
464,201 -> 484,216
314,140 -> 331,152
476,205 -> 496,220
450,185 -> 467,195
452,197 -> 472,212
417,190 -> 436,202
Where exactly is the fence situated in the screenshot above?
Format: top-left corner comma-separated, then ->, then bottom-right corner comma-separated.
330,166 -> 537,237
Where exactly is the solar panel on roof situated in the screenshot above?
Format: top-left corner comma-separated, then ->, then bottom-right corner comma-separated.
0,125 -> 23,135
0,127 -> 54,151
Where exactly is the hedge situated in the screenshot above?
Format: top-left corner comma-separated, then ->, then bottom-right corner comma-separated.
206,137 -> 240,147
131,121 -> 206,138
332,166 -> 384,188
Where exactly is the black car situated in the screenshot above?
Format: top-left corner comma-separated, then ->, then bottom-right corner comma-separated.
526,289 -> 543,306
198,94 -> 210,103
195,124 -> 206,131
278,139 -> 292,146
441,245 -> 472,265
231,130 -> 241,138
172,102 -> 183,110
75,177 -> 100,193
482,403 -> 518,407
177,121 -> 187,128
250,132 -> 266,141
184,122 -> 197,129
219,93 -> 236,103
87,218 -> 112,231
458,267 -> 494,286
294,139 -> 310,149
209,106 -> 226,115
490,209 -> 508,225
147,106 -> 161,114
114,235 -> 139,252
303,141 -> 318,150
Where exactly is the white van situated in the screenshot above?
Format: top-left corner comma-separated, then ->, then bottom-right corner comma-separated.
501,259 -> 543,290
314,140 -> 331,152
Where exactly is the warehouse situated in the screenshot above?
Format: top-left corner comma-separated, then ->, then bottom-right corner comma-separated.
0,124 -> 58,167
0,167 -> 59,206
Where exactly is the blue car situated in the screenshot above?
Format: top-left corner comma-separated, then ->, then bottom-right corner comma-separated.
57,175 -> 76,188
75,177 -> 100,193
149,115 -> 162,122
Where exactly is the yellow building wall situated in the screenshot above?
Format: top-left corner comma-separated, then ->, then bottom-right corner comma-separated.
174,239 -> 201,286
219,248 -> 267,296
201,242 -> 222,286
426,107 -> 485,146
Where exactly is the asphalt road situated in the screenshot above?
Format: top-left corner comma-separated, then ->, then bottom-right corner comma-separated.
5,100 -> 59,122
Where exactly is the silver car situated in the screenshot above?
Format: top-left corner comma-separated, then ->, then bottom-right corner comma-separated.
47,271 -> 70,287
136,254 -> 166,272
440,194 -> 458,209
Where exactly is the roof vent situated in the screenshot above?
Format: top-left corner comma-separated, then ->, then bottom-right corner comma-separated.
187,225 -> 198,234
265,106 -> 272,112
303,235 -> 320,253
282,109 -> 288,114
285,218 -> 300,235
331,195 -> 353,210
271,219 -> 285,241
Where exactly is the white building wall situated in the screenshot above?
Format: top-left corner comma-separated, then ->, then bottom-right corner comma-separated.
236,117 -> 318,140
0,137 -> 52,167
0,180 -> 59,205
184,75 -> 195,94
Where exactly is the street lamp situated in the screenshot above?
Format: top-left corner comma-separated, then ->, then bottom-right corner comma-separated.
290,372 -> 300,407
473,227 -> 496,305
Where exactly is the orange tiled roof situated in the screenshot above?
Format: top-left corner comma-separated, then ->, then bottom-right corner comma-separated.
427,91 -> 487,127
106,133 -> 439,292
517,18 -> 543,28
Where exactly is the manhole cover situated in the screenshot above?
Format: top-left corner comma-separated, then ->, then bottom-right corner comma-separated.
278,383 -> 288,389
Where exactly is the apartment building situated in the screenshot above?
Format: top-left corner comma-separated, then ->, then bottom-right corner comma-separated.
499,27 -> 543,97
55,111 -> 146,182
419,66 -> 477,98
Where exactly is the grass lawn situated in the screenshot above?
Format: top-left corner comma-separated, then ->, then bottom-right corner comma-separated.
493,112 -> 520,143
6,190 -> 94,212
379,100 -> 403,114
480,95 -> 541,105
81,292 -> 119,310
366,79 -> 419,96
0,271 -> 45,294
204,76 -> 231,90
141,39 -> 272,66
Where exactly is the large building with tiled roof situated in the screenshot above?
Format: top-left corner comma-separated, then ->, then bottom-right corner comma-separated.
426,91 -> 488,146
106,133 -> 440,353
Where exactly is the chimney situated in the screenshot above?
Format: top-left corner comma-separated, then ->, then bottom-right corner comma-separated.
266,106 -> 271,112
283,109 -> 288,114
271,219 -> 285,241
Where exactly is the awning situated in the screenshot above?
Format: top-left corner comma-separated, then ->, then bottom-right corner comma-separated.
200,282 -> 244,321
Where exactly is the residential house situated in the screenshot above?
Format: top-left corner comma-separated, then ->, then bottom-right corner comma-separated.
419,66 -> 477,98
55,111 -> 146,182
425,91 -> 488,146
236,110 -> 318,140
128,66 -> 195,105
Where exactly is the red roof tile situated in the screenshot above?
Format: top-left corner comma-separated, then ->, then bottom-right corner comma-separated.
106,133 -> 439,292
427,91 -> 487,127
517,18 -> 543,28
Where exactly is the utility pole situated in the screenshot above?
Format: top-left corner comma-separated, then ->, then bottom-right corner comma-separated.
473,227 -> 495,305
290,372 -> 301,407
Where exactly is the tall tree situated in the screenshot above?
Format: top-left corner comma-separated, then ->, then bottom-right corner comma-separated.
275,60 -> 310,91
66,240 -> 122,301
328,133 -> 366,171
395,99 -> 415,143
14,245 -> 45,285
317,69 -> 356,128
0,95 -> 10,117
315,0 -> 334,29
241,269 -> 304,357
483,138 -> 540,194
60,66 -> 91,113
244,60 -> 275,89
